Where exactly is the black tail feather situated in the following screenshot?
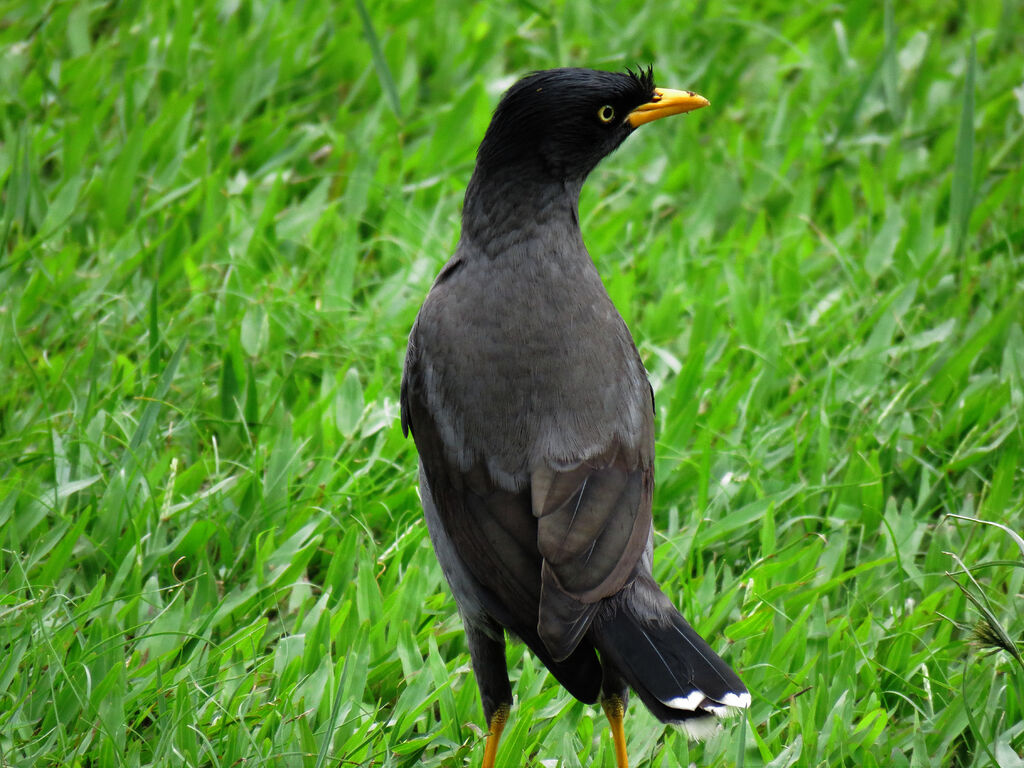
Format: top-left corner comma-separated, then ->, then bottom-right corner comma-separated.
589,576 -> 749,730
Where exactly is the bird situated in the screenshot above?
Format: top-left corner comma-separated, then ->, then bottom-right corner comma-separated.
400,66 -> 750,768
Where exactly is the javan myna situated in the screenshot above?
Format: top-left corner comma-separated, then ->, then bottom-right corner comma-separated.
401,67 -> 750,768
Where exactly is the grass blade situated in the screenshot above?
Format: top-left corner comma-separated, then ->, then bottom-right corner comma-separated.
950,35 -> 976,263
354,0 -> 402,119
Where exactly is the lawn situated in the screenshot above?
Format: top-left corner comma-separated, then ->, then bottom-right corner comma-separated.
1,0 -> 1022,766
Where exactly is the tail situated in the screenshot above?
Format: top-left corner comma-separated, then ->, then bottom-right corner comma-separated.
590,575 -> 750,740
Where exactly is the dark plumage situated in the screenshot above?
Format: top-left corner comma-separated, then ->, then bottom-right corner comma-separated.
401,67 -> 749,768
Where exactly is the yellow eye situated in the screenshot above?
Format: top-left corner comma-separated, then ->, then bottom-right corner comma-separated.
597,105 -> 615,123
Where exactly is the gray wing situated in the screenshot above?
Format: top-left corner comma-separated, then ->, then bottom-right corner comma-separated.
532,443 -> 653,661
402,323 -> 655,662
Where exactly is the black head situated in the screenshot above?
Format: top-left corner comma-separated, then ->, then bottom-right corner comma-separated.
473,67 -> 708,184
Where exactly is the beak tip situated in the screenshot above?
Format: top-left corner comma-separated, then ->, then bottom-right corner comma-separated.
628,88 -> 711,127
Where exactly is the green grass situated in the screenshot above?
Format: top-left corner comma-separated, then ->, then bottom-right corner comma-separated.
2,0 -> 1023,766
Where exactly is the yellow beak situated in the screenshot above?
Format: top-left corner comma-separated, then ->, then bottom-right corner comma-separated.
628,88 -> 710,128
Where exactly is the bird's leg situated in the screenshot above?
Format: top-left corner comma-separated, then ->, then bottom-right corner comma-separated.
600,665 -> 630,768
481,702 -> 510,768
464,619 -> 513,768
601,694 -> 629,768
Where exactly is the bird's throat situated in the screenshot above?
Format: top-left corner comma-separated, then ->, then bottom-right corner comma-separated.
460,166 -> 585,259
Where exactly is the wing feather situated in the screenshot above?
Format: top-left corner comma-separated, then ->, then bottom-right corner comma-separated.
402,309 -> 655,663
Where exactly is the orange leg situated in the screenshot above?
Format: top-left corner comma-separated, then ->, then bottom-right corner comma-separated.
481,703 -> 510,768
601,695 -> 629,768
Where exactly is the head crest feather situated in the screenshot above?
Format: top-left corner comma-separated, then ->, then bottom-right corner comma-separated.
626,64 -> 655,94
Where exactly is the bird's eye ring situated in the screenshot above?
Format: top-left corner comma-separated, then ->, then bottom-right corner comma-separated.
597,105 -> 615,123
